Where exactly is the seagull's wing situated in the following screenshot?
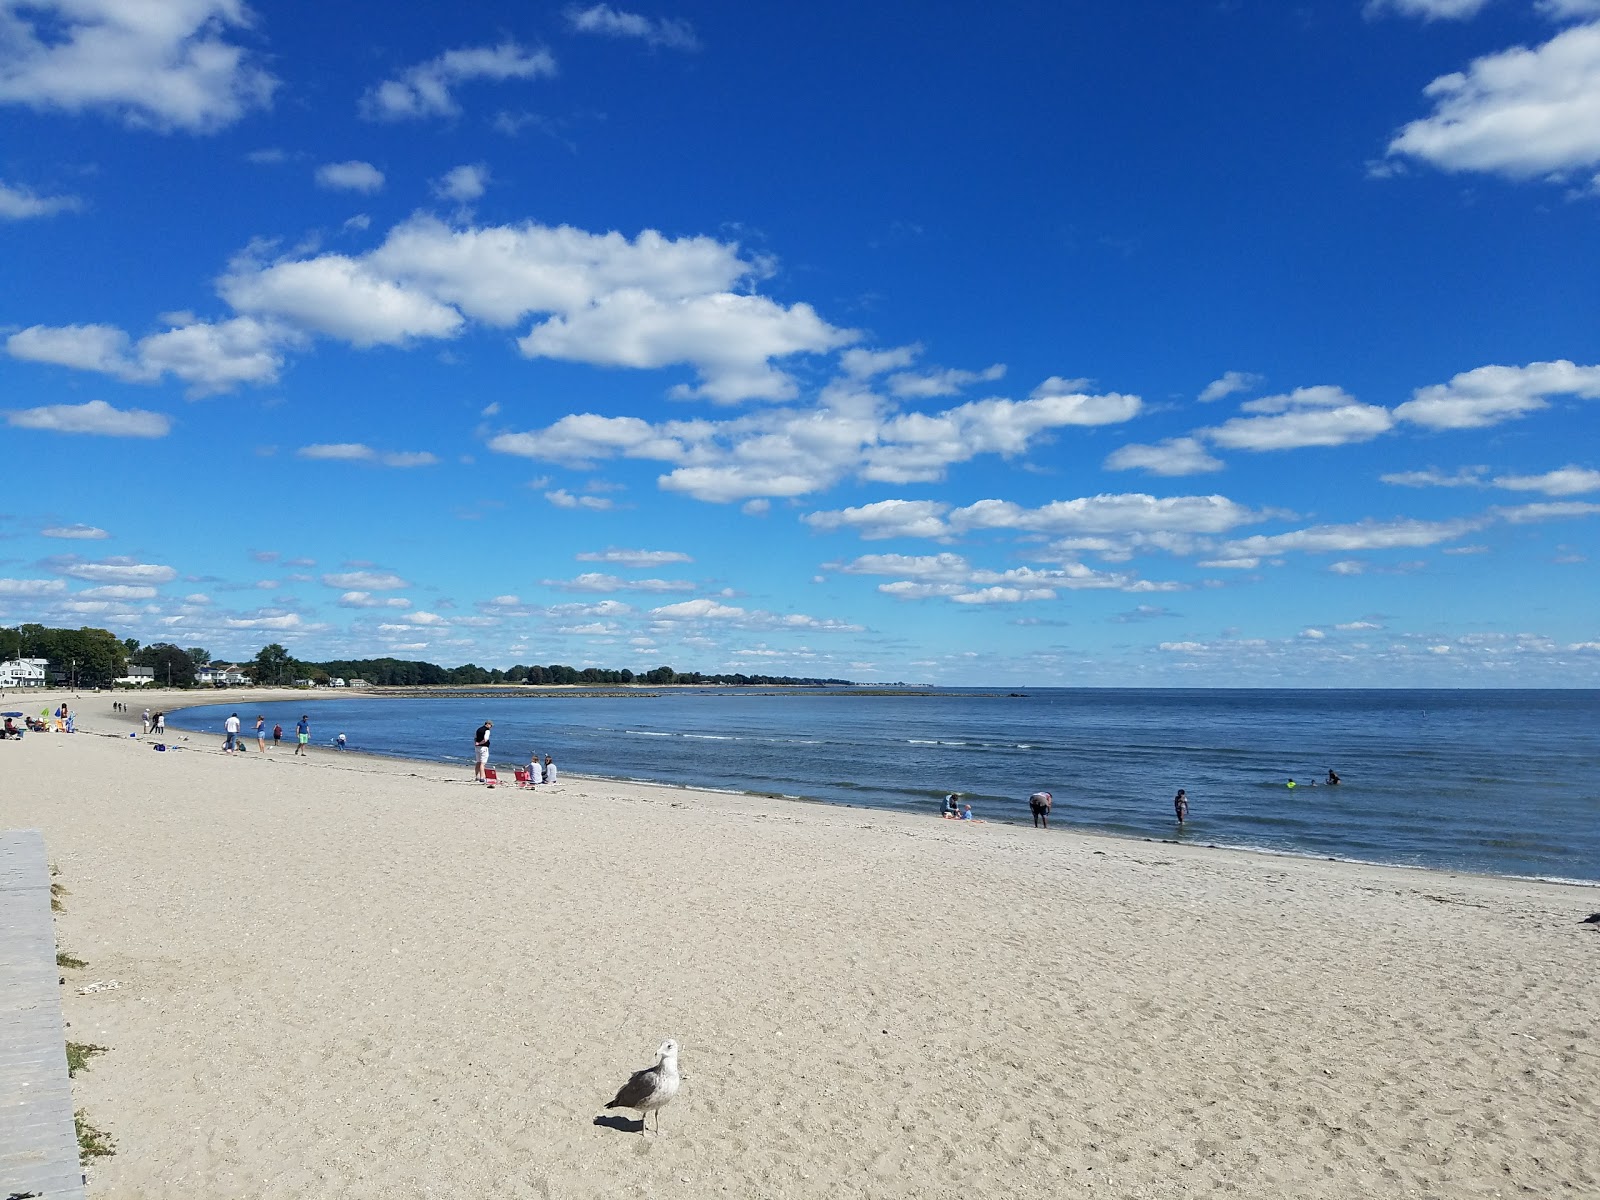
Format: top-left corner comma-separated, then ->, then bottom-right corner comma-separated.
607,1065 -> 661,1109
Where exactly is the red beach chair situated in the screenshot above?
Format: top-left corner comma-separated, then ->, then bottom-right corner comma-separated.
513,768 -> 532,788
483,767 -> 500,788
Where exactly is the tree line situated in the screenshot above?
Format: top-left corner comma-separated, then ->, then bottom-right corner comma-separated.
3,625 -> 854,689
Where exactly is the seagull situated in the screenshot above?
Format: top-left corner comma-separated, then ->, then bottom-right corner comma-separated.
604,1039 -> 680,1134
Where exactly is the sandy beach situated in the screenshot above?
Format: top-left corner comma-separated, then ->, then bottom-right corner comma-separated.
3,690 -> 1596,1199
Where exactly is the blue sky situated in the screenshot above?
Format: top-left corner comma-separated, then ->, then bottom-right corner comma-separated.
3,0 -> 1599,686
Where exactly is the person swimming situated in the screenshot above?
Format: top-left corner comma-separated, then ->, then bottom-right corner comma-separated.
1326,769 -> 1341,785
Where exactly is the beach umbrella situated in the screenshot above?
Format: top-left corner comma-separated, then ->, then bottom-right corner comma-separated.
1,710 -> 23,717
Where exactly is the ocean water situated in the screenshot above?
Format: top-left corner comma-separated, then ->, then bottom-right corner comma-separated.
167,689 -> 1600,884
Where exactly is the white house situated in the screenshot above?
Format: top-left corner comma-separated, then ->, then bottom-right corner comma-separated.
0,657 -> 48,688
196,664 -> 252,687
115,666 -> 156,686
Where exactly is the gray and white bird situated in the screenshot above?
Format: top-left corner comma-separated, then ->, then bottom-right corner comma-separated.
604,1039 -> 681,1134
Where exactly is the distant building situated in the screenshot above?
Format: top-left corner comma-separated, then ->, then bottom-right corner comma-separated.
292,677 -> 316,688
0,657 -> 48,688
115,666 -> 156,686
329,677 -> 347,688
346,678 -> 371,689
196,664 -> 252,687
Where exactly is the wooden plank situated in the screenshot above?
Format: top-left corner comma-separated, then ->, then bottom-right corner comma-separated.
0,829 -> 87,1200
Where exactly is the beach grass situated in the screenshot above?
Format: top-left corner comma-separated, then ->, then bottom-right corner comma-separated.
56,949 -> 86,969
75,1109 -> 116,1163
66,1041 -> 109,1077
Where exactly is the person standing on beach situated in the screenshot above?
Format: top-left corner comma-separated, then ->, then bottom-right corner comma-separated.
142,706 -> 151,734
153,712 -> 165,736
1174,789 -> 1189,825
1029,791 -> 1052,828
474,720 -> 493,782
295,714 -> 310,756
272,721 -> 283,749
255,715 -> 267,753
223,712 -> 241,753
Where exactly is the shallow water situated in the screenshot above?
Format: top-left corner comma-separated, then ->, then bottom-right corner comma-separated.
169,688 -> 1600,883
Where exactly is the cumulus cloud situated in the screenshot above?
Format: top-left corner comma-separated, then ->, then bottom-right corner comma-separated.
435,163 -> 488,202
836,552 -> 1167,603
802,499 -> 953,541
1198,370 -> 1262,403
840,344 -> 921,378
1539,1 -> 1600,18
0,0 -> 277,132
315,160 -> 385,192
7,316 -> 285,394
647,597 -> 861,630
220,251 -> 465,347
361,42 -> 557,120
0,578 -> 67,596
1380,466 -> 1488,488
1104,436 -> 1223,476
78,584 -> 156,600
546,489 -> 616,510
1393,360 -> 1600,429
296,444 -> 439,467
1387,21 -> 1600,178
565,5 -> 700,50
0,179 -> 83,219
544,573 -> 694,593
5,398 -> 170,437
1203,386 -> 1394,451
493,376 -> 1142,503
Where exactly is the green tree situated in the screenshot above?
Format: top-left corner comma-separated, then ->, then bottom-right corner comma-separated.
132,643 -> 196,688
252,643 -> 299,687
185,647 -> 211,667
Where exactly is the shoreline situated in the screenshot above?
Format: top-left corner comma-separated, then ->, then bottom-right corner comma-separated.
4,687 -> 1596,1196
140,688 -> 1600,891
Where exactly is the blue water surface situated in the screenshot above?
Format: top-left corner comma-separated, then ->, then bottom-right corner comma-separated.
168,688 -> 1600,883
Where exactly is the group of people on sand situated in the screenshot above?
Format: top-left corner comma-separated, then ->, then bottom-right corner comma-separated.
472,719 -> 559,787
216,713 -> 313,755
939,770 -> 1344,831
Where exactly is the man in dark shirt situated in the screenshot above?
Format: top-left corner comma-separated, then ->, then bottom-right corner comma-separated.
473,720 -> 493,782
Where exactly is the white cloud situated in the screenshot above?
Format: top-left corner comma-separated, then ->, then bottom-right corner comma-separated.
1104,436 -> 1224,476
435,163 -> 488,202
886,362 -> 1005,398
840,344 -> 921,378
1539,1 -> 1600,18
0,179 -> 83,219
951,493 -> 1264,536
1492,466 -> 1600,495
223,611 -> 311,631
565,5 -> 700,50
1198,370 -> 1261,403
518,289 -> 856,404
1367,0 -> 1490,19
296,444 -> 439,467
221,251 -> 465,347
1380,466 -> 1488,488
0,578 -> 67,596
77,584 -> 156,599
338,591 -> 411,609
802,500 -> 952,541
1491,500 -> 1600,522
1387,21 -> 1600,178
1393,360 -> 1600,429
647,598 -> 861,630
1203,386 -> 1394,451
546,489 -> 616,510
5,398 -> 170,437
545,573 -> 694,593
7,316 -> 285,394
47,556 -> 177,584
322,571 -> 409,590
0,0 -> 276,132
574,548 -> 693,567
40,524 -> 109,539
361,42 -> 557,121
315,161 -> 385,193
1220,516 -> 1484,558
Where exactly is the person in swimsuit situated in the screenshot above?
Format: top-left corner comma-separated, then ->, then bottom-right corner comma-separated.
1028,791 -> 1052,828
1326,769 -> 1340,785
1174,789 -> 1189,825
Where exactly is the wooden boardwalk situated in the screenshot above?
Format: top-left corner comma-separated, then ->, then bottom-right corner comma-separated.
0,830 -> 87,1200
